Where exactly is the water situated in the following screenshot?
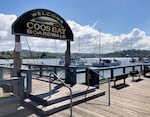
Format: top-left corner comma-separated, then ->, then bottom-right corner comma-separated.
0,57 -> 138,83
21,57 -> 131,66
0,57 -> 131,66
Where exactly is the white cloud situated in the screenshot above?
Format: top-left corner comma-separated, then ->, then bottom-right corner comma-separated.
0,14 -> 16,51
0,13 -> 150,54
0,31 -> 8,38
69,21 -> 150,53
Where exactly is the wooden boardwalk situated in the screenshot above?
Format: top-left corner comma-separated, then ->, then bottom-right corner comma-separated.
51,76 -> 150,117
4,75 -> 150,117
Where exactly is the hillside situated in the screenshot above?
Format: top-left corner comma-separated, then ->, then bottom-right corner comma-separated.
0,49 -> 150,59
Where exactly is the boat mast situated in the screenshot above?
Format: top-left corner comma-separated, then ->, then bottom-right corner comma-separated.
99,29 -> 101,59
113,37 -> 115,60
78,37 -> 80,56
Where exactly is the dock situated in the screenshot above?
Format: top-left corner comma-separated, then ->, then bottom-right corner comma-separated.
2,75 -> 150,117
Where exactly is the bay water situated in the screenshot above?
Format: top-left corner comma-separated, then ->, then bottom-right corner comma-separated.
0,57 -> 138,83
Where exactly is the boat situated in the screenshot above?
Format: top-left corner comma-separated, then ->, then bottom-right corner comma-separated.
59,36 -> 89,68
92,58 -> 121,67
59,56 -> 88,68
92,30 -> 121,67
130,56 -> 150,63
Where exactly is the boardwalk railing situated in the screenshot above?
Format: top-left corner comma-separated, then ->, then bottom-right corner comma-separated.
0,77 -> 24,98
0,66 -> 32,97
1,63 -> 150,98
21,63 -> 148,84
21,63 -> 77,86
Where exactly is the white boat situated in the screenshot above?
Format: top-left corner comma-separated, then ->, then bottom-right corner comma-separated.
92,58 -> 121,67
59,56 -> 88,68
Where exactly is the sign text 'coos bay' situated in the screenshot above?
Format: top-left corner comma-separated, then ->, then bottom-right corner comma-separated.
26,11 -> 66,39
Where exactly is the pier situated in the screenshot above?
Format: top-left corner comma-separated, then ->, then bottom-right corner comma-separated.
0,63 -> 150,116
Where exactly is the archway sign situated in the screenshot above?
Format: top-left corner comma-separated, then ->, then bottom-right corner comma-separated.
12,9 -> 73,40
12,9 -> 73,83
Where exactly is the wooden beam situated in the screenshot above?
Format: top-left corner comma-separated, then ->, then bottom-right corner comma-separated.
13,35 -> 22,77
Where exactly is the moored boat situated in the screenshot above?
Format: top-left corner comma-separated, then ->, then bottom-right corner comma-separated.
92,58 -> 121,67
59,56 -> 88,68
129,56 -> 150,63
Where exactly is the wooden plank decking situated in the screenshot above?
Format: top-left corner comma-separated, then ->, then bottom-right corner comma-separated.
3,75 -> 150,117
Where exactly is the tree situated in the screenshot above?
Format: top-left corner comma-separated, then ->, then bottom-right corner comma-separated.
40,52 -> 47,58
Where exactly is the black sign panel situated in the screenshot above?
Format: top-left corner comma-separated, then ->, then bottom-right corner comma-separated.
12,9 -> 73,41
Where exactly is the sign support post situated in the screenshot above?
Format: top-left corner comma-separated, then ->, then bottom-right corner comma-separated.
65,40 -> 71,84
13,35 -> 22,77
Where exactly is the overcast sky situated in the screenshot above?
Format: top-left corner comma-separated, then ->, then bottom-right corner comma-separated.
0,0 -> 150,54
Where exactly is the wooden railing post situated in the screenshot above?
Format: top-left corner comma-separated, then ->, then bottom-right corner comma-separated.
19,77 -> 25,98
132,66 -> 135,71
0,68 -> 3,78
110,68 -> 114,79
26,70 -> 32,97
71,67 -> 77,86
123,67 -> 126,73
54,67 -> 57,74
140,65 -> 143,72
39,66 -> 42,77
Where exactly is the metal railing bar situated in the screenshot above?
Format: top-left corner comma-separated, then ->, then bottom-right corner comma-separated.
49,72 -> 73,117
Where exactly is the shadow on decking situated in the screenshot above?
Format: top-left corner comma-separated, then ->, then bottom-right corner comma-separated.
112,84 -> 130,90
3,106 -> 35,117
35,83 -> 63,99
132,78 -> 143,82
